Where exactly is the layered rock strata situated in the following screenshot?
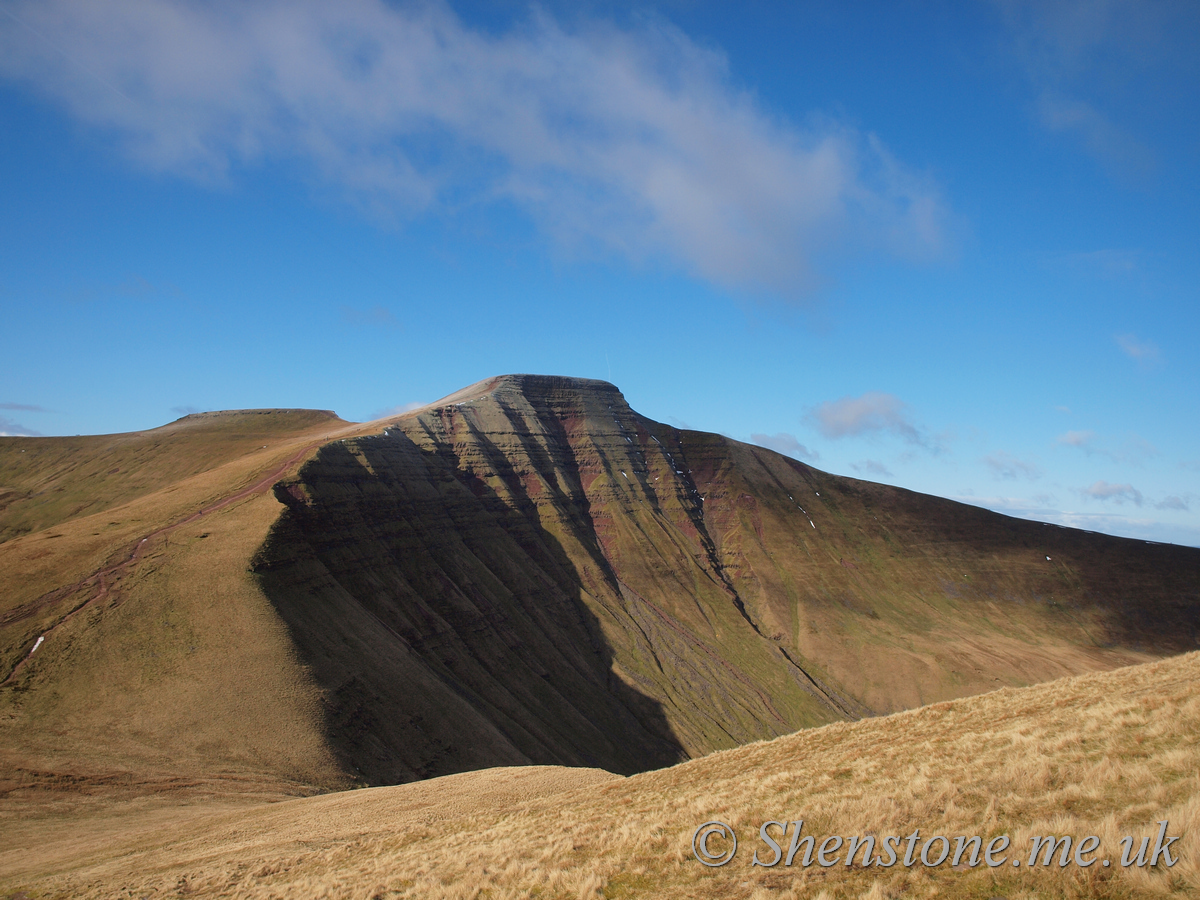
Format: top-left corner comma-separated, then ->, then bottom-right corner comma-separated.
255,375 -> 1200,783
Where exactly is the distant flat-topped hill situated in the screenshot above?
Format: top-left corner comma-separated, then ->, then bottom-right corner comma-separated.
1,375 -> 1197,799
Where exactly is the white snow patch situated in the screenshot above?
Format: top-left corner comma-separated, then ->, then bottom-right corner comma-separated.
30,635 -> 44,655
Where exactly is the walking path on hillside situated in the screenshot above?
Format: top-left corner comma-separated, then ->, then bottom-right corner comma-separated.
2,437 -> 333,685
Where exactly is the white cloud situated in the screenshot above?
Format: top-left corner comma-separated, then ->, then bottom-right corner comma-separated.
953,493 -> 1200,547
1056,429 -> 1095,448
807,391 -> 940,451
1055,429 -> 1157,464
1082,480 -> 1143,506
1116,333 -> 1163,366
750,432 -> 817,461
0,0 -> 951,299
984,450 -> 1041,481
850,459 -> 893,478
1156,495 -> 1189,511
0,415 -> 41,436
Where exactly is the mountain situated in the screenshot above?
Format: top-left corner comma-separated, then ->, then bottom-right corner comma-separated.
1,375 -> 1197,797
255,374 -> 1199,782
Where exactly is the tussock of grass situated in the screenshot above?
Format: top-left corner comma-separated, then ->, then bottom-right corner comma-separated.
6,652 -> 1197,899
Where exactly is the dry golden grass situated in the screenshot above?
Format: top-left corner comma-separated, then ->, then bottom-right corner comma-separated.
4,651 -> 1196,899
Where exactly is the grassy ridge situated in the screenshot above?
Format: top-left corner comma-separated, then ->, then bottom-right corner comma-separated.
0,409 -> 340,542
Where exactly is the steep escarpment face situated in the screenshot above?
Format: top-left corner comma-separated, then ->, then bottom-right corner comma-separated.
256,375 -> 1200,785
254,377 -> 844,784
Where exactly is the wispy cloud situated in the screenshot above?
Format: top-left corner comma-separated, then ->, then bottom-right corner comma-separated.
1156,495 -> 1189,511
985,451 -> 1041,481
0,415 -> 41,436
1056,429 -> 1157,464
0,402 -> 49,412
750,432 -> 818,461
958,492 -> 1200,547
1034,91 -> 1155,182
807,391 -> 941,451
1116,333 -> 1163,366
341,305 -> 400,329
0,0 -> 951,299
1082,480 -> 1143,506
991,0 -> 1193,183
850,459 -> 892,478
1056,429 -> 1095,448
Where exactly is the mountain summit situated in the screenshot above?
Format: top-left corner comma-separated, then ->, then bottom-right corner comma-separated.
251,374 -> 1199,783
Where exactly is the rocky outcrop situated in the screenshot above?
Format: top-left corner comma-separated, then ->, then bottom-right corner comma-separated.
255,375 -> 1200,784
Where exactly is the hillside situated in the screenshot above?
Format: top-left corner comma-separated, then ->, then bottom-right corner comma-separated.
256,374 -> 1198,782
5,649 -> 1197,899
1,374 -> 1197,802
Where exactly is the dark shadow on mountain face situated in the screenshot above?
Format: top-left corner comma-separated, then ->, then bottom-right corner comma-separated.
253,429 -> 686,785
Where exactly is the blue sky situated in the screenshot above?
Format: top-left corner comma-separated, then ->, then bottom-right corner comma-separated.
1,0 -> 1198,546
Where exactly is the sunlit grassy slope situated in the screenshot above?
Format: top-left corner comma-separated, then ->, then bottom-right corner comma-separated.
5,651 -> 1196,899
0,409 -> 365,803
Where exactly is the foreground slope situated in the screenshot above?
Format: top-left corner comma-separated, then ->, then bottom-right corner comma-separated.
6,651 -> 1197,899
256,375 -> 1199,782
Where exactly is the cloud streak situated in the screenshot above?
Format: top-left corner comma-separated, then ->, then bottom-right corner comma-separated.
0,402 -> 49,412
1116,333 -> 1163,366
0,415 -> 41,436
1055,429 -> 1157,464
851,459 -> 893,477
1082,480 -> 1143,506
985,451 -> 1041,481
0,0 -> 950,298
750,432 -> 818,461
807,391 -> 941,451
